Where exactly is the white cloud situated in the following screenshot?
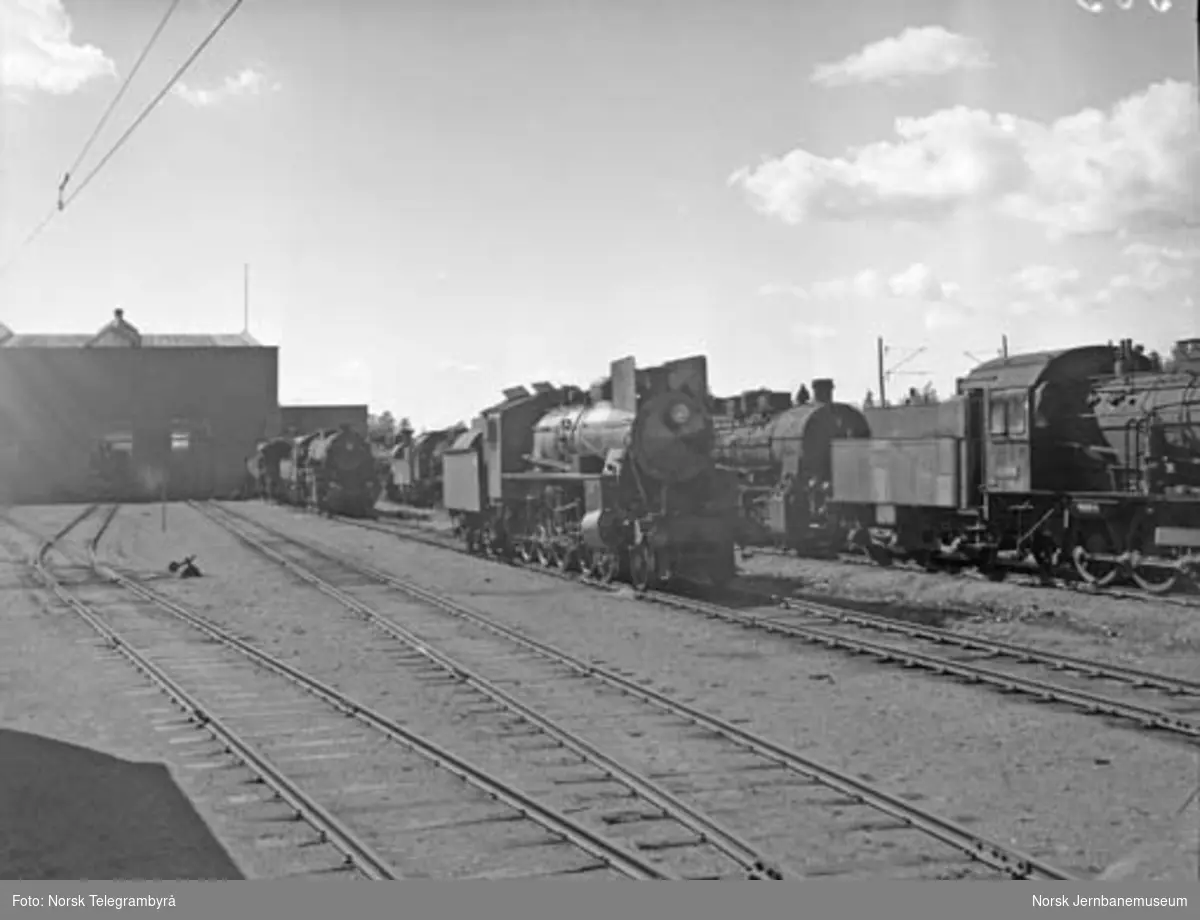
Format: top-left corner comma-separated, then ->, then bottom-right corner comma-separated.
1093,240 -> 1197,303
791,322 -> 838,341
1008,264 -> 1084,315
767,262 -> 960,306
1120,241 -> 1200,263
171,67 -> 276,107
811,26 -> 992,88
771,263 -> 968,331
887,262 -> 960,301
811,269 -> 883,300
731,79 -> 1199,240
922,302 -> 970,330
0,0 -> 116,99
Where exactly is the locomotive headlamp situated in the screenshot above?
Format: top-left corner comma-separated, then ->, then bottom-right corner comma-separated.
669,403 -> 692,426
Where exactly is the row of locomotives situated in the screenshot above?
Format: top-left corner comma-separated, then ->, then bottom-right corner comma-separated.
441,355 -> 741,591
301,424 -> 379,517
710,378 -> 871,556
826,336 -> 1200,595
387,424 -> 466,507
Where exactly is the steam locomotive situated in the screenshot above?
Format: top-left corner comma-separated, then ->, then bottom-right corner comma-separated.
256,424 -> 378,517
442,355 -> 740,590
388,424 -> 466,507
715,336 -> 1200,595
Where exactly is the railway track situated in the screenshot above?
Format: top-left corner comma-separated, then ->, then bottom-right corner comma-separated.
11,505 -> 694,880
199,500 -> 1079,880
741,544 -> 1200,610
326,512 -> 1200,745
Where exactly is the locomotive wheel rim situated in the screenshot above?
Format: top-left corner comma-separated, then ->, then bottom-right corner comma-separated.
1131,566 -> 1180,595
629,543 -> 655,592
594,552 -> 617,583
556,544 -> 578,572
1127,517 -> 1181,595
532,526 -> 552,566
1072,539 -> 1120,588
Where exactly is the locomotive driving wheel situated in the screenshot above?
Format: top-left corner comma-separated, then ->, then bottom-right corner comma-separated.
589,550 -> 620,584
628,541 -> 657,592
1127,510 -> 1181,595
555,538 -> 580,573
516,533 -> 536,563
533,525 -> 554,567
1071,524 -> 1122,588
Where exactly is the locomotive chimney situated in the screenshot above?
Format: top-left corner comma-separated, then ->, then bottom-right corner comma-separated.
812,378 -> 834,404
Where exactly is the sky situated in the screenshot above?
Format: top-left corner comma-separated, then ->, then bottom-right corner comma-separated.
1,0 -> 1197,430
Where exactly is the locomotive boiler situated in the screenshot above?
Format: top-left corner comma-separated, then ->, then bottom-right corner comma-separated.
442,355 -> 740,590
712,379 -> 870,554
306,424 -> 378,517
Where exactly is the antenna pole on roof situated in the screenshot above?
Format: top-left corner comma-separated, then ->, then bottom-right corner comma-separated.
242,263 -> 250,334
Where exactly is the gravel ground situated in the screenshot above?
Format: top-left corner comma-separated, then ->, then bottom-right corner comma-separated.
95,501 -> 1200,879
0,509 -> 245,880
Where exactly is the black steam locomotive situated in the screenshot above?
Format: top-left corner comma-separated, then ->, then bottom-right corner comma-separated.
442,355 -> 740,591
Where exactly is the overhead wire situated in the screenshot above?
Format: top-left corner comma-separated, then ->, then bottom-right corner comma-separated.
58,0 -> 186,210
59,0 -> 248,212
0,0 -> 248,282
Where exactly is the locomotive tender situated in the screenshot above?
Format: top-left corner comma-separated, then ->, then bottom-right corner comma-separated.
716,336 -> 1200,595
442,354 -> 740,590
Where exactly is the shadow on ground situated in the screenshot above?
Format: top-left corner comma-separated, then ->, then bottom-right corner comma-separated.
0,729 -> 243,880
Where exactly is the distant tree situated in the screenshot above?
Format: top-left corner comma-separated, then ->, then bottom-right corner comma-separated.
920,382 -> 940,404
368,411 -> 397,446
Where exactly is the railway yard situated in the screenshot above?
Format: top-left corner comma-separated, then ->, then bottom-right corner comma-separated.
4,499 -> 1200,881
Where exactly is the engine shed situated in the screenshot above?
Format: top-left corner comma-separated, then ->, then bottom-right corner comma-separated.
0,308 -> 278,503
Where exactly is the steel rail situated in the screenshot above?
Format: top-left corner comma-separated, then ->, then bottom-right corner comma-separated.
730,589 -> 1200,697
644,592 -> 1200,742
69,512 -> 673,880
340,513 -> 1200,738
196,501 -> 790,880
23,508 -> 399,880
206,502 -> 1079,881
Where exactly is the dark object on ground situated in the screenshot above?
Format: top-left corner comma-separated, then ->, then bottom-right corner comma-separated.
167,556 -> 201,578
0,729 -> 243,879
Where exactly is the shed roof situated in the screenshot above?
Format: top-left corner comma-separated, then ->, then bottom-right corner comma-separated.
0,308 -> 263,349
961,344 -> 1114,390
961,349 -> 1064,390
1,332 -> 262,348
